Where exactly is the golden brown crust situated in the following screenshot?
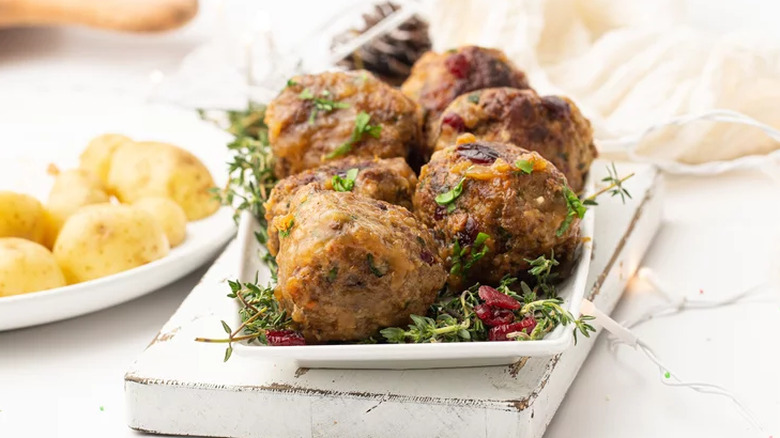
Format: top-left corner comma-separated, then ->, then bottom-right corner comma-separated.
413,140 -> 580,289
264,156 -> 418,255
432,88 -> 597,192
265,70 -> 422,178
401,46 -> 531,163
273,187 -> 446,342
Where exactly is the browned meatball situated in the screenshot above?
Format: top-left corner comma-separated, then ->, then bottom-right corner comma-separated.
401,46 -> 531,162
264,156 -> 418,256
413,139 -> 581,289
265,70 -> 422,178
431,88 -> 597,192
273,187 -> 446,343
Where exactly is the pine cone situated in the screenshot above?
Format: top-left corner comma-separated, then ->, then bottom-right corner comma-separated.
333,2 -> 431,86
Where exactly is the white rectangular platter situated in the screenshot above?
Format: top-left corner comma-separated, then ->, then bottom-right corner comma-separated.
234,182 -> 595,369
125,162 -> 662,438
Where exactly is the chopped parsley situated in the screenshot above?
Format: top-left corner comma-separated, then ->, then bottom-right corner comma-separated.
467,93 -> 481,104
515,159 -> 534,174
450,232 -> 490,276
326,111 -> 382,159
435,178 -> 465,212
278,219 -> 294,238
298,88 -> 350,124
367,253 -> 385,277
332,168 -> 359,192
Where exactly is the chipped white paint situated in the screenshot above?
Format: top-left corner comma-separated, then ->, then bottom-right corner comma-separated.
125,162 -> 662,438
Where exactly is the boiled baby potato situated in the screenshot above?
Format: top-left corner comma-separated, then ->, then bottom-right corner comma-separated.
0,238 -> 66,297
79,134 -> 132,185
0,191 -> 46,244
44,168 -> 110,248
107,141 -> 219,220
133,197 -> 187,247
53,204 -> 170,284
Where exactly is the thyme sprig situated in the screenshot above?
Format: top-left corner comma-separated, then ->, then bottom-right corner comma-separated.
194,280 -> 294,361
557,162 -> 634,236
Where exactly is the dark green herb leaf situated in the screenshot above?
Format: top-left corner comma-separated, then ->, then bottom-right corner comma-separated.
221,320 -> 232,334
367,253 -> 385,277
326,111 -> 381,159
224,345 -> 233,362
435,178 -> 465,206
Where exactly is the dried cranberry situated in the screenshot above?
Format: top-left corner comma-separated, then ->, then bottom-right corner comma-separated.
266,330 -> 306,346
488,317 -> 537,341
441,112 -> 466,132
456,143 -> 499,164
478,286 -> 521,310
541,96 -> 570,118
420,249 -> 435,265
445,53 -> 470,78
474,304 -> 515,326
456,217 -> 479,246
433,205 -> 447,220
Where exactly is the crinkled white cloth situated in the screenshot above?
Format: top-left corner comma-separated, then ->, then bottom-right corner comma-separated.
427,0 -> 780,167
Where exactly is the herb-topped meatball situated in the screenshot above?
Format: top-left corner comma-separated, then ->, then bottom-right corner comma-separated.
431,88 -> 597,192
413,138 -> 581,289
264,156 -> 418,256
265,70 -> 422,178
273,187 -> 446,343
401,46 -> 531,162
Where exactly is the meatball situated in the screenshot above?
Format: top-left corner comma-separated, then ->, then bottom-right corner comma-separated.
265,70 -> 422,178
273,187 -> 446,342
431,88 -> 597,192
264,156 -> 418,256
413,139 -> 581,289
401,46 -> 531,162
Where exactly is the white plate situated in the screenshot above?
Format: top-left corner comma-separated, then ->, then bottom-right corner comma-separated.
0,89 -> 236,331
234,178 -> 595,369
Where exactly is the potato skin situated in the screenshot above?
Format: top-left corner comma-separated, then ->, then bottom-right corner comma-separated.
274,187 -> 446,343
107,141 -> 219,220
53,204 -> 170,284
133,197 -> 187,247
413,140 -> 580,289
264,156 -> 418,256
0,191 -> 46,245
79,134 -> 132,185
401,46 -> 531,161
44,169 -> 110,248
265,70 -> 422,178
432,88 -> 597,192
0,238 -> 66,297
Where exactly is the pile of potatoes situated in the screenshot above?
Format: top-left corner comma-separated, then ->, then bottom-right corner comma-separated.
0,134 -> 220,298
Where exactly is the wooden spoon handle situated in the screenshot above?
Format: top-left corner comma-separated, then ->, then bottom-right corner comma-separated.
0,0 -> 198,32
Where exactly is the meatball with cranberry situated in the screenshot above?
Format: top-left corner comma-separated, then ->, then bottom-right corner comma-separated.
401,46 -> 531,163
273,186 -> 446,343
265,70 -> 422,178
264,156 -> 418,256
413,139 -> 581,289
431,88 -> 597,192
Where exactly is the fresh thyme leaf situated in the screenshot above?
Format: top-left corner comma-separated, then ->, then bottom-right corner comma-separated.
221,320 -> 232,334
332,168 -> 359,192
224,345 -> 233,362
435,178 -> 465,206
515,159 -> 534,174
326,111 -> 381,159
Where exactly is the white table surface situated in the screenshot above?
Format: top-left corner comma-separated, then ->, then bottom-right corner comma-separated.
1,1 -> 779,437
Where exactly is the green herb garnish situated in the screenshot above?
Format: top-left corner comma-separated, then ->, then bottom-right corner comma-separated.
195,281 -> 294,361
450,232 -> 490,276
326,111 -> 382,159
332,168 -> 359,192
435,178 -> 465,211
278,219 -> 294,238
467,93 -> 480,104
556,185 -> 587,237
298,88 -> 350,124
367,253 -> 386,277
515,159 -> 534,174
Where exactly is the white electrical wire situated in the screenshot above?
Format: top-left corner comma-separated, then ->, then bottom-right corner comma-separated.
582,271 -> 775,436
598,109 -> 780,175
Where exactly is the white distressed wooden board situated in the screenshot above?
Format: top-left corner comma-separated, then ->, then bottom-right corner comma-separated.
125,162 -> 662,438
